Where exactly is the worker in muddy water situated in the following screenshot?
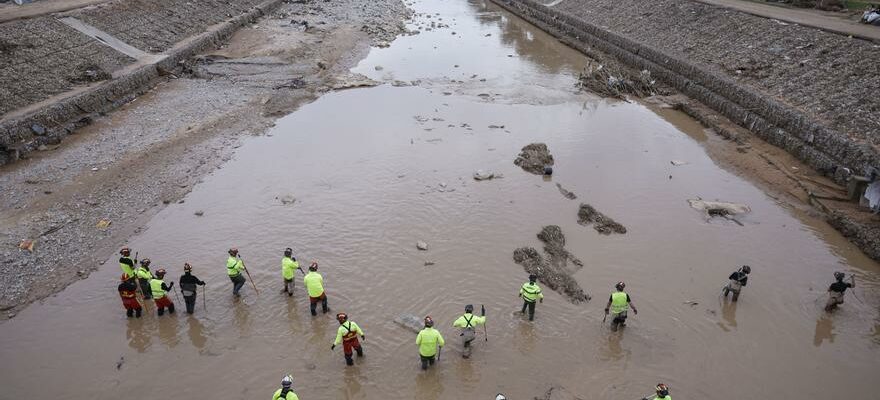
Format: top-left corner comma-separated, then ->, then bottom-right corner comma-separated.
605,281 -> 638,331
642,383 -> 671,400
226,248 -> 247,296
178,263 -> 205,314
722,265 -> 751,301
150,268 -> 175,316
117,274 -> 142,318
519,274 -> 543,321
452,304 -> 486,358
825,271 -> 855,312
331,312 -> 365,366
119,247 -> 137,278
303,261 -> 329,316
281,248 -> 302,296
416,316 -> 445,370
272,375 -> 300,400
135,258 -> 153,300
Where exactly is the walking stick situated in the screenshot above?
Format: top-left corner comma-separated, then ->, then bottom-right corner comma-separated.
173,286 -> 182,303
202,284 -> 207,311
482,304 -> 488,342
437,346 -> 442,361
131,251 -> 144,300
240,258 -> 259,295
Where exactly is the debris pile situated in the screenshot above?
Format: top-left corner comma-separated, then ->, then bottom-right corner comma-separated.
577,203 -> 627,234
513,225 -> 590,304
514,143 -> 554,175
577,60 -> 659,100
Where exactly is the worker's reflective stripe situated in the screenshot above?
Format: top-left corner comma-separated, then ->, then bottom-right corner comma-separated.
610,291 -> 628,314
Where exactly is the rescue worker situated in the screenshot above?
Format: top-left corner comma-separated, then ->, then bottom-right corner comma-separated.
281,248 -> 302,296
416,316 -> 445,370
303,262 -> 329,316
119,247 -> 137,278
272,375 -> 300,400
642,383 -> 671,400
150,268 -> 175,316
519,274 -> 543,321
331,312 -> 365,366
135,258 -> 153,300
825,271 -> 855,312
179,263 -> 205,314
117,274 -> 142,318
226,248 -> 247,296
452,304 -> 486,358
604,281 -> 637,331
722,265 -> 751,301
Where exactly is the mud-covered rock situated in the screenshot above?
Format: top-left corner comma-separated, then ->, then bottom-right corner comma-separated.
577,203 -> 627,234
514,143 -> 554,175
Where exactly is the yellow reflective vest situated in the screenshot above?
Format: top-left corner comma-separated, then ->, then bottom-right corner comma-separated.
416,327 -> 445,357
334,321 -> 364,346
135,266 -> 152,280
282,257 -> 299,280
149,279 -> 166,299
452,313 -> 486,329
119,256 -> 135,277
227,256 -> 244,277
610,291 -> 629,314
520,282 -> 543,302
272,388 -> 299,400
303,271 -> 324,298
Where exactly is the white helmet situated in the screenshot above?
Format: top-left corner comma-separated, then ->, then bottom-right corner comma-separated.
282,375 -> 293,387
495,394 -> 507,400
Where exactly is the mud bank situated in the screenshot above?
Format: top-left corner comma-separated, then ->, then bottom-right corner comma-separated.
0,0 -> 410,316
491,0 -> 880,259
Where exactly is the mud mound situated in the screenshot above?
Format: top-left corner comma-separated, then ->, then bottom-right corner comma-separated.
513,226 -> 590,304
514,143 -> 554,175
578,203 -> 626,234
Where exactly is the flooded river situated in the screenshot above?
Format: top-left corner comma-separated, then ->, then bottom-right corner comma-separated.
1,0 -> 879,399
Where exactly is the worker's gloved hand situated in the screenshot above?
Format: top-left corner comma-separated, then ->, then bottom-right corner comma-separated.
168,282 -> 174,289
361,335 -> 365,341
518,293 -> 522,298
604,308 -> 609,315
539,298 -> 543,304
633,309 -> 638,315
331,344 -> 336,351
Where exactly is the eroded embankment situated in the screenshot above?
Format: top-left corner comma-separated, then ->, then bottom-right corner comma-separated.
490,0 -> 880,259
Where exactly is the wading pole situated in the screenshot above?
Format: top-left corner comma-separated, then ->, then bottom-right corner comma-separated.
203,284 -> 207,311
241,258 -> 259,295
482,304 -> 488,342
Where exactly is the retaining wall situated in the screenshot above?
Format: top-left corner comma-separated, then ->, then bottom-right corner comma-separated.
489,0 -> 879,185
0,0 -> 283,165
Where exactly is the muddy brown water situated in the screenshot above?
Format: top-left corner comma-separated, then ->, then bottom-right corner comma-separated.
2,0 -> 879,399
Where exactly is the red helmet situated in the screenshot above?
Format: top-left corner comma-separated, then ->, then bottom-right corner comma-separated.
120,273 -> 132,281
656,384 -> 669,397
424,316 -> 434,327
336,313 -> 348,323
183,263 -> 192,272
120,247 -> 131,256
155,268 -> 166,277
309,262 -> 318,271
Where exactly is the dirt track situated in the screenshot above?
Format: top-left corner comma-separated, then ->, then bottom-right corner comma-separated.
0,0 -> 411,316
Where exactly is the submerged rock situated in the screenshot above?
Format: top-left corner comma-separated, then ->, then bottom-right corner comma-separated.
416,241 -> 428,250
393,313 -> 424,333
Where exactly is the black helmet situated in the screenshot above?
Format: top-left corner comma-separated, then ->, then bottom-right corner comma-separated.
834,271 -> 845,281
656,383 -> 669,397
615,281 -> 626,291
465,304 -> 474,313
741,265 -> 751,274
284,247 -> 293,257
528,274 -> 538,283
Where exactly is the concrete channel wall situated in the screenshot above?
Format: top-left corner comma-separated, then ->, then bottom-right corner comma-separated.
488,0 -> 879,185
0,0 -> 284,165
